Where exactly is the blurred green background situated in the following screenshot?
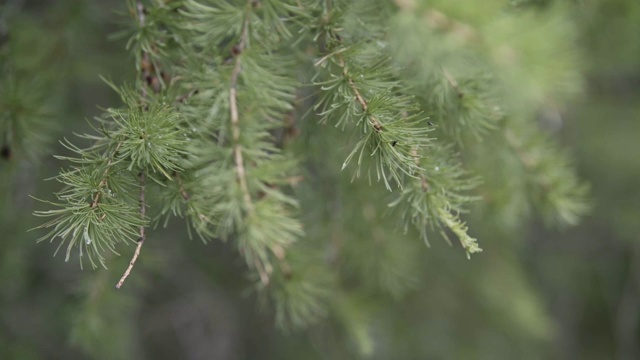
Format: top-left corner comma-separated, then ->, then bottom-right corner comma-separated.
1,0 -> 639,359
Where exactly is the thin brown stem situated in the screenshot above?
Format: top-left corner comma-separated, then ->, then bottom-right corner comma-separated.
229,5 -> 255,214
115,1 -> 152,289
337,57 -> 382,132
174,172 -> 191,201
116,171 -> 146,289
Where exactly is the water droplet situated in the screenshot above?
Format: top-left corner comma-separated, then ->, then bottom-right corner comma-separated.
83,225 -> 92,245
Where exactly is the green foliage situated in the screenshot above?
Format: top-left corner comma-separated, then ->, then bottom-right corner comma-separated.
311,0 -> 484,256
0,17 -> 62,163
20,0 -> 590,344
32,71 -> 192,270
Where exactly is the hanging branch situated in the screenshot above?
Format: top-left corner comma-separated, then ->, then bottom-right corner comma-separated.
312,2 -> 483,256
116,0 -> 151,289
116,171 -> 146,289
229,6 -> 255,214
177,0 -> 306,291
228,1 -> 281,285
337,58 -> 383,132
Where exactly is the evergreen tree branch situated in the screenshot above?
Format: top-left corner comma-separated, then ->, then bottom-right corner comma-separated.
230,5 -> 255,214
502,124 -> 589,226
338,57 -> 382,132
313,44 -> 430,188
311,1 -> 482,255
174,172 -> 190,201
116,0 -> 156,287
179,0 -> 306,287
89,141 -> 123,211
137,0 -> 150,99
116,171 -> 146,289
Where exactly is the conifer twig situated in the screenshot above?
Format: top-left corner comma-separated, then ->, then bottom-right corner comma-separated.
116,171 -> 146,289
228,2 -> 273,285
337,57 -> 383,132
116,1 -> 149,289
174,172 -> 190,201
314,49 -> 383,132
229,5 -> 255,214
90,141 -> 123,210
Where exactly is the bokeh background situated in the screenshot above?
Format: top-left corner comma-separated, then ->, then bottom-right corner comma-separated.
1,0 -> 639,359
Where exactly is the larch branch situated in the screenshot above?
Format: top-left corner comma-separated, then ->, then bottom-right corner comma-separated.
116,171 -> 146,289
90,141 -> 123,209
116,1 -> 150,289
229,5 -> 255,213
337,56 -> 383,132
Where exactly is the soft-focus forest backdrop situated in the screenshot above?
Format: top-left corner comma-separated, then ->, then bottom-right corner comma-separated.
1,0 -> 639,359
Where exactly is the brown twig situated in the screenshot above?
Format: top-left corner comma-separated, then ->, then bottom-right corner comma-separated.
116,171 -> 146,289
173,171 -> 191,201
229,2 -> 277,285
338,57 -> 383,132
116,1 -> 152,289
229,5 -> 255,214
314,50 -> 382,132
